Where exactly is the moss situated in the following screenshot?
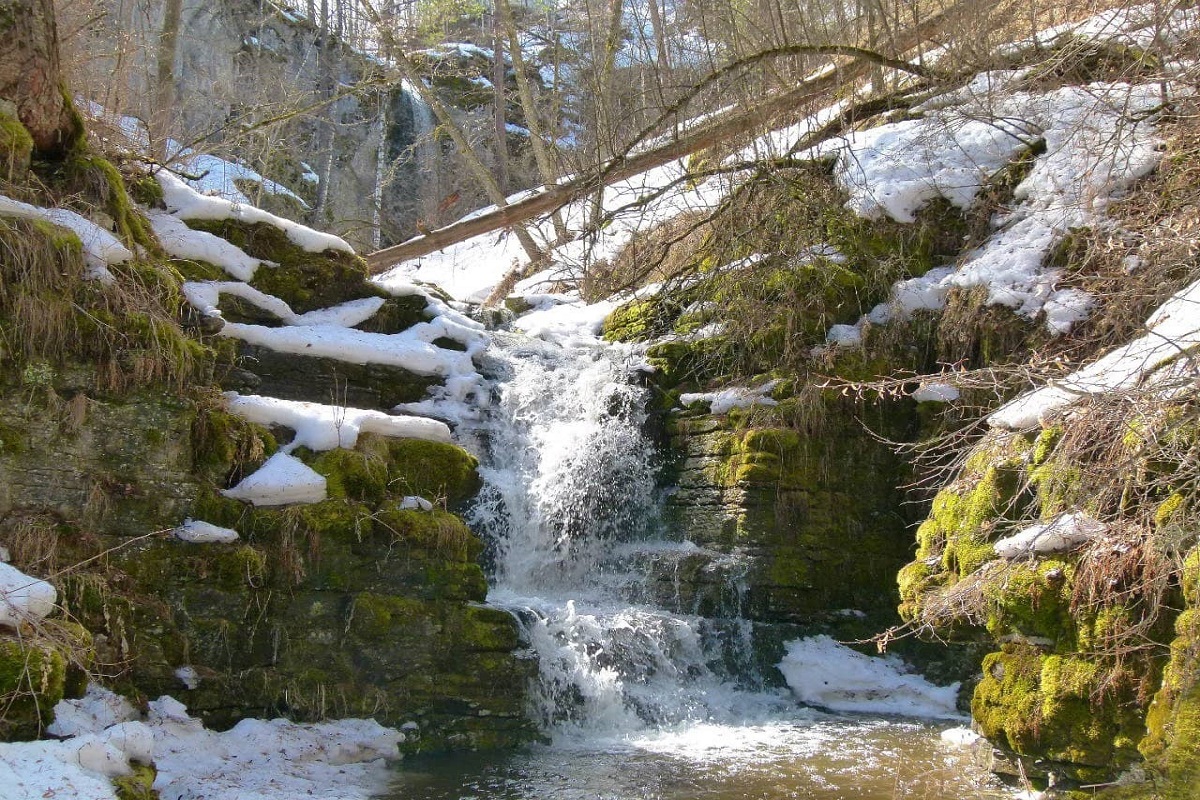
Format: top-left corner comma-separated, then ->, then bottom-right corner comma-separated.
1156,492 -> 1189,530
0,635 -> 68,740
372,508 -> 482,561
0,109 -> 33,180
61,152 -> 156,250
350,592 -> 428,639
381,437 -> 481,506
974,647 -> 1145,782
984,558 -> 1077,647
356,295 -> 432,334
186,219 -> 375,313
308,446 -> 391,504
112,763 -> 158,800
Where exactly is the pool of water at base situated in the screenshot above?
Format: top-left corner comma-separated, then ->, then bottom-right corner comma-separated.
382,714 -> 1013,800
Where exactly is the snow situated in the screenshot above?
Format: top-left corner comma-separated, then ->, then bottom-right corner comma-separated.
0,690 -> 403,800
0,194 -> 131,283
399,496 -> 434,511
778,635 -> 962,719
149,213 -> 264,281
182,282 -> 384,328
174,519 -> 239,544
912,383 -> 960,403
47,686 -> 137,739
990,276 -> 1200,429
224,393 -> 453,452
515,297 -> 621,347
0,561 -> 56,629
941,727 -> 983,747
221,452 -> 327,506
807,81 -> 1166,336
157,172 -> 353,255
993,512 -> 1107,559
681,381 -> 779,415
174,666 -> 200,690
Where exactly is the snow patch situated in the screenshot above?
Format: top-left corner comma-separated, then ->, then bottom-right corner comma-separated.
681,381 -> 779,415
0,561 -> 56,629
993,512 -> 1107,559
157,171 -> 353,254
779,635 -> 961,719
0,194 -> 131,283
174,519 -> 240,544
224,393 -> 452,452
221,452 -> 328,506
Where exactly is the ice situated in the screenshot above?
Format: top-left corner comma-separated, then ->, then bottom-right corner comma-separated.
911,383 -> 960,403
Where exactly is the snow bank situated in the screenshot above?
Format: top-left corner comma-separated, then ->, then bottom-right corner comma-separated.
779,635 -> 961,719
0,194 -> 131,283
221,452 -> 327,506
0,689 -> 404,800
157,172 -> 353,255
174,519 -> 240,544
990,276 -> 1200,429
681,381 -> 779,414
225,393 -> 452,451
149,213 -> 264,280
47,686 -> 138,739
0,561 -> 56,628
993,512 -> 1107,559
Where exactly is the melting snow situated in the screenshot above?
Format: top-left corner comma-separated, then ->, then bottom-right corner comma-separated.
174,519 -> 240,544
221,452 -> 327,506
0,561 -> 56,629
779,635 -> 961,719
993,512 -> 1108,558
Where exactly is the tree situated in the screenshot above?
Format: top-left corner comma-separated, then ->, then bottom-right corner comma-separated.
0,0 -> 83,156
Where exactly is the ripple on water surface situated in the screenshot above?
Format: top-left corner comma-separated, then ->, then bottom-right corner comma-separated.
384,715 -> 1011,800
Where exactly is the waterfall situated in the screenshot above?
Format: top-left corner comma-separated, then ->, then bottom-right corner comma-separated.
463,331 -> 776,740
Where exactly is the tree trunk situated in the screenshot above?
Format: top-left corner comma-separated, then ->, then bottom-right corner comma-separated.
0,0 -> 83,156
152,0 -> 184,158
492,14 -> 508,192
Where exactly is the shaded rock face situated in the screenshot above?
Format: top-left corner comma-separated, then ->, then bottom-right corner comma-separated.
79,0 -> 428,249
0,205 -> 536,750
655,403 -> 918,626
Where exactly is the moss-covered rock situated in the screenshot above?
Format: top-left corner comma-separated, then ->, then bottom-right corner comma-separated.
0,624 -> 92,741
0,107 -> 33,180
184,219 -> 377,313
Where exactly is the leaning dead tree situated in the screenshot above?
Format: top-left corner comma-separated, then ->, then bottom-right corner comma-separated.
363,0 -> 983,273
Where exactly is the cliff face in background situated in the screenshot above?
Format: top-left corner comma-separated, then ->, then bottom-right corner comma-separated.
68,0 -> 542,250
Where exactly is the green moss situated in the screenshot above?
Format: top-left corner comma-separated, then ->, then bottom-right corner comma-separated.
350,592 -> 427,639
984,558 -> 1077,647
372,508 -> 482,561
0,109 -> 33,180
112,763 -> 157,800
185,219 -> 375,313
356,295 -> 432,334
62,153 -> 155,249
381,437 -> 481,506
0,636 -> 68,740
974,647 -> 1145,782
308,446 -> 391,504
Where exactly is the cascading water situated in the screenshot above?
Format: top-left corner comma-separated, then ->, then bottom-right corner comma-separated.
385,317 -> 1009,799
463,331 -> 771,737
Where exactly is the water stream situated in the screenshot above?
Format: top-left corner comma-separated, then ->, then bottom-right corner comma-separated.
386,328 -> 1008,799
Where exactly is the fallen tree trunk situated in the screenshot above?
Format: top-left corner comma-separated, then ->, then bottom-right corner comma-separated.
364,0 -> 981,272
